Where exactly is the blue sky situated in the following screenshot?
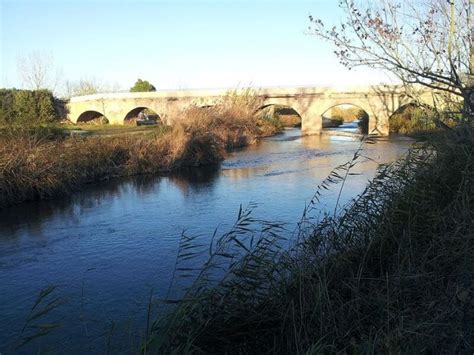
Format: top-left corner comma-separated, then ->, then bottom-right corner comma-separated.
0,0 -> 389,93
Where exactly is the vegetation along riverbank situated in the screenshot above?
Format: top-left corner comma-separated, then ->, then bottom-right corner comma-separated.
0,90 -> 283,208
148,124 -> 474,353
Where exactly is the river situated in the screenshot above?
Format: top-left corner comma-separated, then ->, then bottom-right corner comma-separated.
0,128 -> 413,353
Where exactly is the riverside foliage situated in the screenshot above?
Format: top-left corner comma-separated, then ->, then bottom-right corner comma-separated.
0,90 -> 281,207
148,125 -> 474,353
0,89 -> 62,125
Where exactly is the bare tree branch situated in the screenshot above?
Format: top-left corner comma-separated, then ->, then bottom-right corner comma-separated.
17,51 -> 59,91
308,0 -> 470,104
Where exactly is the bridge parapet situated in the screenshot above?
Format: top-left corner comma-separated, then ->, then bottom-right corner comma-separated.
68,85 -> 436,135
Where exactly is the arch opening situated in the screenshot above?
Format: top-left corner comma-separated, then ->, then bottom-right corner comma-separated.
256,104 -> 302,127
77,110 -> 109,124
124,107 -> 161,126
321,104 -> 369,134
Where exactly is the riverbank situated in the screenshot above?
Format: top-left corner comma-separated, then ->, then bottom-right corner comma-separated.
0,100 -> 282,208
2,128 -> 414,353
150,125 -> 474,353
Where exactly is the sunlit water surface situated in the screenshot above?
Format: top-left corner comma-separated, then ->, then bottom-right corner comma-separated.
0,128 -> 413,353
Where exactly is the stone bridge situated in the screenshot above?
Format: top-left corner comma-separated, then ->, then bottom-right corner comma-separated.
68,85 -> 436,136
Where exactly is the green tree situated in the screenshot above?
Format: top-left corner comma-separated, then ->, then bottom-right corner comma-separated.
0,89 -> 17,124
34,90 -> 57,122
0,89 -> 59,125
14,90 -> 38,124
130,79 -> 156,92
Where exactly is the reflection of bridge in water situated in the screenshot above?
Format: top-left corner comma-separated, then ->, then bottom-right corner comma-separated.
68,86 -> 436,136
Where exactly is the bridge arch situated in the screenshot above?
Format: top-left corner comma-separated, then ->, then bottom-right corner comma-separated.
321,103 -> 370,134
318,99 -> 389,135
77,110 -> 109,124
256,104 -> 302,127
124,107 -> 161,125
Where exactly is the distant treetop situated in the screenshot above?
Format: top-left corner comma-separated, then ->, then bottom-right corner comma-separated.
130,79 -> 156,92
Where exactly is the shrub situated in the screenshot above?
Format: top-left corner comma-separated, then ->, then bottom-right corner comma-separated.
323,106 -> 368,130
0,89 -> 60,125
179,89 -> 282,148
389,104 -> 437,134
0,91 -> 282,207
0,89 -> 16,123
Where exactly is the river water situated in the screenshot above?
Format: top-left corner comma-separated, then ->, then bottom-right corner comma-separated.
0,128 -> 412,353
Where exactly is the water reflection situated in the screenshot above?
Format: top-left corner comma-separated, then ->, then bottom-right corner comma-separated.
168,164 -> 221,196
0,128 -> 413,353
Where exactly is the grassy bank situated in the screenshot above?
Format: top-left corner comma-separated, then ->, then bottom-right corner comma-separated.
0,91 -> 282,207
149,125 -> 474,353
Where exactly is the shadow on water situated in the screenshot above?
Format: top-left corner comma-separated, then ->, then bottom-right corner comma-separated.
0,165 -> 222,240
169,164 -> 221,193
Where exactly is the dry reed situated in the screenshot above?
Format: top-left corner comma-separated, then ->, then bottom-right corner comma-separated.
0,90 -> 281,207
148,125 -> 474,353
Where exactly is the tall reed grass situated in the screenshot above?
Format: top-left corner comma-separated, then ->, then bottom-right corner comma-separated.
148,125 -> 474,353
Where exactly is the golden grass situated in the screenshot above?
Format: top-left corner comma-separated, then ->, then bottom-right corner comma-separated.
0,90 -> 281,207
0,129 -> 221,206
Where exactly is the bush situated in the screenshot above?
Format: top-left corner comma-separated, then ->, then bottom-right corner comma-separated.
0,89 -> 16,123
179,89 -> 282,148
0,89 -> 60,125
389,104 -> 437,134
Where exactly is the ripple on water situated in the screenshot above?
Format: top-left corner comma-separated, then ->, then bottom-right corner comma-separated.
0,128 -> 413,353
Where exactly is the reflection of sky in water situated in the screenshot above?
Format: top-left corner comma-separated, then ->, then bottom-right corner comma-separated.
0,129 -> 413,353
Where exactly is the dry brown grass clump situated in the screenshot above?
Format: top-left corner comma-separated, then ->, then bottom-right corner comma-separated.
0,129 -> 222,207
178,89 -> 282,149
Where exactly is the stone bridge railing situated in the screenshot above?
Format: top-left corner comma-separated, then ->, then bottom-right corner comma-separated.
68,85 -> 437,136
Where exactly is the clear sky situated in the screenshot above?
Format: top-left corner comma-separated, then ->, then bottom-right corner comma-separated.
0,0 -> 390,93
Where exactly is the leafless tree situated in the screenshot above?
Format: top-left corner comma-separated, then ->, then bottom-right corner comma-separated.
17,51 -> 60,92
309,0 -> 472,118
62,78 -> 122,99
69,78 -> 100,97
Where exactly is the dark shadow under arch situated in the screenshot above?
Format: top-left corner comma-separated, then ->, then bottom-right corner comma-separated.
124,107 -> 161,125
77,110 -> 109,124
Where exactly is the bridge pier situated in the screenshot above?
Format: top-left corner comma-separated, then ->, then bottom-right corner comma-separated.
301,113 -> 322,136
368,109 -> 390,136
